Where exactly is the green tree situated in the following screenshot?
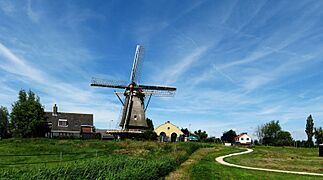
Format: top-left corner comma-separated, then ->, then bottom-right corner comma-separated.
221,129 -> 236,143
146,118 -> 154,130
10,90 -> 48,137
305,115 -> 314,147
0,106 -> 9,139
194,129 -> 208,142
275,131 -> 293,146
259,120 -> 281,146
314,127 -> 323,145
181,128 -> 190,136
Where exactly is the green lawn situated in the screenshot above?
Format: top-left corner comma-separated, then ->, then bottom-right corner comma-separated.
188,146 -> 322,180
1,139 -> 322,179
0,138 -> 201,179
226,146 -> 323,174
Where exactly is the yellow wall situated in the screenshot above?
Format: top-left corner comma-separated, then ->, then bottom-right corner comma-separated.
154,121 -> 183,138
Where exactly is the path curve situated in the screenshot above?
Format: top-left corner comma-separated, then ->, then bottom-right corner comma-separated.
215,148 -> 323,177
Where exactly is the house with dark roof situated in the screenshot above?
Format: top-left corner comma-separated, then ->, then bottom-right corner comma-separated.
45,104 -> 93,138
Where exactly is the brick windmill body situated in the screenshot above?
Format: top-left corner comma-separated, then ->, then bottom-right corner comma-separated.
91,45 -> 176,138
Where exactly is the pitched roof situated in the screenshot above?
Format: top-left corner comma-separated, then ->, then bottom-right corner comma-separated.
235,133 -> 248,139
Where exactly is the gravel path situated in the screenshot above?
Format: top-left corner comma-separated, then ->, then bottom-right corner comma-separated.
215,148 -> 323,177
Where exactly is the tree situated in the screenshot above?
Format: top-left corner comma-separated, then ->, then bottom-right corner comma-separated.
275,131 -> 293,146
10,90 -> 49,137
256,124 -> 264,144
258,120 -> 281,146
136,130 -> 157,141
305,115 -> 314,147
194,129 -> 208,142
0,106 -> 9,139
146,118 -> 154,130
204,137 -> 222,143
314,127 -> 323,145
181,128 -> 190,136
221,129 -> 237,143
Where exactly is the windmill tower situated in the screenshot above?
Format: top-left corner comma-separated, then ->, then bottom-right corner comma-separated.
91,45 -> 176,132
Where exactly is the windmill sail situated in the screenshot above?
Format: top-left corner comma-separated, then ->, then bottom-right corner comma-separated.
91,44 -> 176,131
130,45 -> 141,83
91,78 -> 128,89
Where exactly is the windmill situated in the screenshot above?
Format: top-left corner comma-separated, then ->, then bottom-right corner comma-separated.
91,45 -> 176,133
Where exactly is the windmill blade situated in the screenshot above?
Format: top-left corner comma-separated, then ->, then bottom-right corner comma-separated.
91,77 -> 128,89
145,90 -> 176,97
138,84 -> 176,91
134,46 -> 145,84
130,45 -> 143,83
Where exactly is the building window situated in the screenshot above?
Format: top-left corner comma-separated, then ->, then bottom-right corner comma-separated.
241,138 -> 244,140
247,138 -> 249,140
134,115 -> 137,120
58,119 -> 68,127
167,127 -> 170,130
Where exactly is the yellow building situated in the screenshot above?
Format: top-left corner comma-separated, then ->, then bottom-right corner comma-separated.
154,121 -> 184,142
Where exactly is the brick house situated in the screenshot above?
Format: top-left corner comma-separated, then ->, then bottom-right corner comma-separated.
45,104 -> 93,138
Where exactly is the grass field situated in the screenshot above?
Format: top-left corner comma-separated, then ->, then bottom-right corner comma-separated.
226,146 -> 323,173
0,138 -> 201,179
1,139 -> 322,179
187,146 -> 322,180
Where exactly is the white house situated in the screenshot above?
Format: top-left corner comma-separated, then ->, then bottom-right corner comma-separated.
235,133 -> 252,145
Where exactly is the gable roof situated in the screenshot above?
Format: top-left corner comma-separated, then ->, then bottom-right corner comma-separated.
154,121 -> 183,136
235,133 -> 249,139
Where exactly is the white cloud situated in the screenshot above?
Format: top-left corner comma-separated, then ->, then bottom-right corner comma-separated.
26,0 -> 41,23
158,46 -> 209,84
0,42 -> 121,128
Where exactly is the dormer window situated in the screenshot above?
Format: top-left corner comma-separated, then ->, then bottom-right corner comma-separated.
58,119 -> 68,127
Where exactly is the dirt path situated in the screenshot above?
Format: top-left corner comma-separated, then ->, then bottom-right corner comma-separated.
215,148 -> 323,177
165,147 -> 217,180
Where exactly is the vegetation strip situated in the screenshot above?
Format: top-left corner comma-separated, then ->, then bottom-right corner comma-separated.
165,147 -> 216,180
0,139 -> 201,179
216,148 -> 323,177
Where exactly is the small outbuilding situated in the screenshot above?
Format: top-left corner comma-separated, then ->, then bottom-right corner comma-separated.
155,121 -> 184,142
235,133 -> 252,145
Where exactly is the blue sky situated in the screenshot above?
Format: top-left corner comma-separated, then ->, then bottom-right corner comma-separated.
1,0 -> 323,140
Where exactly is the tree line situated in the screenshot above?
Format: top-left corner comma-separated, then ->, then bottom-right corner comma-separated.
255,115 -> 323,147
0,89 -> 48,139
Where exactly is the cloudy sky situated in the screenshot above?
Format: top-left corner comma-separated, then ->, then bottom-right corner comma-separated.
1,0 -> 323,140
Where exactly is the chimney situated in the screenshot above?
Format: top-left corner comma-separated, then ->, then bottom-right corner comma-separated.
53,104 -> 58,116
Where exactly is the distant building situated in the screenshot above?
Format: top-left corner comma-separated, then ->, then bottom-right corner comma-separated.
45,104 -> 93,138
235,133 -> 252,145
154,121 -> 184,142
96,129 -> 115,140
